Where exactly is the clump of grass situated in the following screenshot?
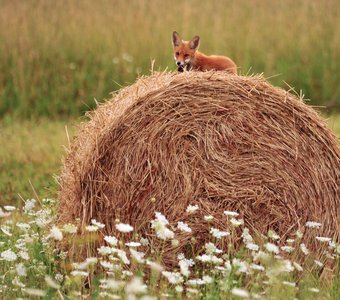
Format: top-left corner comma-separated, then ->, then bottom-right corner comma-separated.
0,199 -> 339,299
0,0 -> 339,118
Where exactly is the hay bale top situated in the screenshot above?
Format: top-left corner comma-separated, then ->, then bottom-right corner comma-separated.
58,71 -> 340,260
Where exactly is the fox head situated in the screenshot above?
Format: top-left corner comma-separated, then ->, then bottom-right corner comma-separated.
172,31 -> 200,69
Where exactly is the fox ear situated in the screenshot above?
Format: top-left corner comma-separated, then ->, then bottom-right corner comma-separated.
189,35 -> 200,50
172,31 -> 182,47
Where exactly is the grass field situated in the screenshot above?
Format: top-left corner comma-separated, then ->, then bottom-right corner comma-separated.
0,0 -> 339,118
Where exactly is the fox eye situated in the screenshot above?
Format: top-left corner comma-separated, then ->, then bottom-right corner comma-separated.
175,52 -> 179,56
184,54 -> 190,58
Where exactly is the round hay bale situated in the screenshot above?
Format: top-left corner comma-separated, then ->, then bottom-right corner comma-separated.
58,71 -> 339,262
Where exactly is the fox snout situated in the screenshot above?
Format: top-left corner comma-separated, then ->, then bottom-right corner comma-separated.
176,61 -> 185,66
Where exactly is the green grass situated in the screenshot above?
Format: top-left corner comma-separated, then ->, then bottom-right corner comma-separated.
0,0 -> 339,118
0,117 -> 76,206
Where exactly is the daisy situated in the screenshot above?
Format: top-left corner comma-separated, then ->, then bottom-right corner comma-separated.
115,223 -> 133,233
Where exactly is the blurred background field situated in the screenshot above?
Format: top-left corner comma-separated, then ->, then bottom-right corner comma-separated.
0,0 -> 339,205
0,0 -> 339,118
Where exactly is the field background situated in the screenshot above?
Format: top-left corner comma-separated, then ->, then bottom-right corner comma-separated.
0,0 -> 339,205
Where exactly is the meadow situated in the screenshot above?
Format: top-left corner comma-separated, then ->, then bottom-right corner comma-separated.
0,0 -> 340,118
0,0 -> 339,299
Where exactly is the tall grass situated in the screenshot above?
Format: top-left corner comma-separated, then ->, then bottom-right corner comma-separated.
0,0 -> 339,118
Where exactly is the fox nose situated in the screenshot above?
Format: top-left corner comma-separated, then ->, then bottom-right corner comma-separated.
176,61 -> 182,66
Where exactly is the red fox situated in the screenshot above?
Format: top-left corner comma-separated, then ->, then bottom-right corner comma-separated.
172,31 -> 237,74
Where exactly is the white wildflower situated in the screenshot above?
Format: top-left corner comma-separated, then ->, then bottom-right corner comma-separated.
162,271 -> 183,284
62,223 -> 77,234
130,249 -> 145,263
45,275 -> 60,289
100,260 -> 114,270
230,218 -> 244,226
55,273 -> 64,282
126,241 -> 141,247
293,262 -> 303,272
48,226 -> 63,241
147,260 -> 164,273
98,246 -> 113,255
295,230 -> 303,238
1,249 -> 17,261
314,260 -> 324,267
70,270 -> 89,277
281,260 -> 294,273
300,243 -> 309,255
203,275 -> 213,284
205,242 -> 222,254
286,238 -> 295,243
140,237 -> 149,246
16,263 -> 27,276
154,212 -> 169,225
73,257 -> 98,270
241,228 -> 253,244
115,249 -> 130,265
85,225 -> 98,232
186,204 -> 199,213
16,223 -> 30,230
12,276 -> 25,288
24,199 -> 36,212
175,285 -> 183,293
140,297 -> 156,300
210,227 -> 230,239
253,250 -> 270,263
24,288 -> 46,297
179,260 -> 190,277
177,221 -> 192,233
268,229 -> 280,240
187,288 -> 199,294
153,223 -> 174,240
225,260 -> 232,272
305,221 -> 322,228
1,226 -> 12,236
91,219 -> 105,228
328,240 -> 336,249
250,263 -> 265,271
316,236 -> 332,242
35,209 -> 52,227
0,207 -> 11,217
151,213 -> 174,240
125,277 -> 147,294
224,210 -> 239,217
282,281 -> 296,287
265,242 -> 279,254
18,250 -> 29,260
308,288 -> 319,293
246,243 -> 259,251
172,239 -> 179,247
104,236 -> 118,246
4,205 -> 16,211
187,278 -> 206,285
232,258 -> 248,273
204,215 -> 214,221
196,254 -> 223,264
281,246 -> 294,253
100,278 -> 124,290
178,254 -> 194,277
231,287 -> 249,298
115,223 -> 133,233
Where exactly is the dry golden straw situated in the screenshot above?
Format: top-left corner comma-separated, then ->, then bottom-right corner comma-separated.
58,71 -> 339,263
